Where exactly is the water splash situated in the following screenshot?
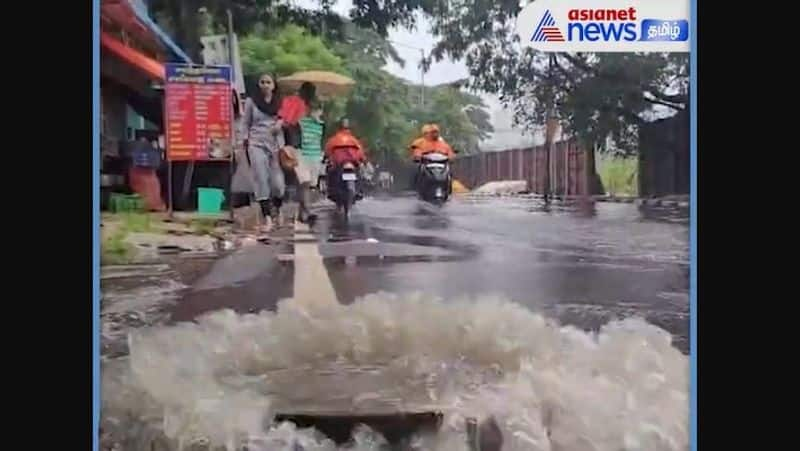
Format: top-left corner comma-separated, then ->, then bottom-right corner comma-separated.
102,292 -> 688,450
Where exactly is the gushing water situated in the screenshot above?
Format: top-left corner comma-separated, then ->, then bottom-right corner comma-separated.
102,293 -> 688,450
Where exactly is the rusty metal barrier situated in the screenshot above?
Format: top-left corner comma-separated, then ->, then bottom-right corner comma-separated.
452,140 -> 588,196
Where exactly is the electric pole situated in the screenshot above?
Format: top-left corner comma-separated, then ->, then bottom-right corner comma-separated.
543,53 -> 556,204
388,40 -> 427,108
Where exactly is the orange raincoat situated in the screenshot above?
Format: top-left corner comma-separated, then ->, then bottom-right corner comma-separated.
410,124 -> 455,159
324,128 -> 367,166
415,137 -> 455,159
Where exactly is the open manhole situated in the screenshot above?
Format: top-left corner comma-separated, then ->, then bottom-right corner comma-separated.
274,411 -> 443,446
272,412 -> 501,450
157,245 -> 190,254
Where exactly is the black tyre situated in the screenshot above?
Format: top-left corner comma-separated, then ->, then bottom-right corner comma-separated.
343,180 -> 356,221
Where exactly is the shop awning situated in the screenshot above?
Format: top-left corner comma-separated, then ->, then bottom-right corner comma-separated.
101,31 -> 165,81
128,0 -> 192,63
101,0 -> 192,64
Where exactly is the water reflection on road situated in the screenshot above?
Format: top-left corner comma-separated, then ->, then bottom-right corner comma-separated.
316,196 -> 689,352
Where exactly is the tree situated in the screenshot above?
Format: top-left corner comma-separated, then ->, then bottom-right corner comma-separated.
148,0 -> 347,60
405,85 -> 493,155
146,0 -> 495,158
239,24 -> 345,77
493,51 -> 688,156
411,1 -> 689,156
232,22 -> 413,158
146,0 -> 424,62
328,24 -> 494,159
354,0 -> 689,195
256,1 -> 688,156
327,23 -> 415,160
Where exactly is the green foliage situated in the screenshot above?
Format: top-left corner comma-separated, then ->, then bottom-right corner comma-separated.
190,218 -> 218,236
147,0 -> 497,159
271,0 -> 687,155
406,0 -> 689,154
100,213 -> 153,265
504,52 -> 689,155
408,86 -> 493,155
147,0 -> 419,60
240,25 -> 344,77
118,213 -> 154,233
101,230 -> 135,265
327,23 -> 415,158
598,156 -> 638,196
328,24 -> 493,159
238,22 -> 492,160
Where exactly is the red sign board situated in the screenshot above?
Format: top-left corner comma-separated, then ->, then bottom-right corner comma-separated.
164,64 -> 232,161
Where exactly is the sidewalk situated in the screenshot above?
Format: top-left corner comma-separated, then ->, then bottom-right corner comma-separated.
99,203 -> 300,361
100,200 -> 304,265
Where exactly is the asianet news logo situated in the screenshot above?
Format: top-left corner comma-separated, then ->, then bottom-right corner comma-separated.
531,8 -> 688,43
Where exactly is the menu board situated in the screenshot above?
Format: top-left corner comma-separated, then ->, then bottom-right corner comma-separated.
164,64 -> 232,161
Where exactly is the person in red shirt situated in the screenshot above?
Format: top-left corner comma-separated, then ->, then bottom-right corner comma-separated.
277,82 -> 316,147
276,82 -> 317,222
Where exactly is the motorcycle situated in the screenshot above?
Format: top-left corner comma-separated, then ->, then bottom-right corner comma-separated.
416,151 -> 452,205
326,157 -> 362,221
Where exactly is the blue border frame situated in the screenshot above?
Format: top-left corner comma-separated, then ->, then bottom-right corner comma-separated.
91,1 -> 698,450
92,0 -> 100,450
689,0 -> 697,449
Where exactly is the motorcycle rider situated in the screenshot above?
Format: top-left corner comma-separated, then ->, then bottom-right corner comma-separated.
409,124 -> 433,159
410,123 -> 455,189
413,123 -> 455,159
324,118 -> 368,200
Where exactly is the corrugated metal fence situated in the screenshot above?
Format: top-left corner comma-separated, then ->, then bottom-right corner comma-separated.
452,140 -> 589,195
638,112 -> 689,197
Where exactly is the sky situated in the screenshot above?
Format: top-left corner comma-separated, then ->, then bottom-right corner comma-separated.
290,0 -> 538,150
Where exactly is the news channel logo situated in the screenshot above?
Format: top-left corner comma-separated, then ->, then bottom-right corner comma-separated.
517,0 -> 690,52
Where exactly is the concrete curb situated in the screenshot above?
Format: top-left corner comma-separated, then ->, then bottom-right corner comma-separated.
594,195 -> 637,203
635,198 -> 690,208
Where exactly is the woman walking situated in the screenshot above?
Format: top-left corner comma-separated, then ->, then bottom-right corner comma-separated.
240,73 -> 286,231
278,82 -> 318,223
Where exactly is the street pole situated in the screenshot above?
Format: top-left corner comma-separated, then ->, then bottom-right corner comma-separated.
420,49 -> 425,108
387,40 -> 426,108
227,10 -> 234,59
227,8 -> 235,221
321,4 -> 328,38
543,53 -> 556,204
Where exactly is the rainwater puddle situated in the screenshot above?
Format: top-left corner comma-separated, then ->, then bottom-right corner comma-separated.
101,264 -> 189,359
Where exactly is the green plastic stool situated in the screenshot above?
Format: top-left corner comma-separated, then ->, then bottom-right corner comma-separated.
109,193 -> 144,213
197,188 -> 225,215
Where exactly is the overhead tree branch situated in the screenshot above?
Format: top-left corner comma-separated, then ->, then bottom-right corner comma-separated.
643,94 -> 685,111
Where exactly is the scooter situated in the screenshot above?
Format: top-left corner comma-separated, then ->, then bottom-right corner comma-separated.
326,159 -> 362,221
416,152 -> 452,206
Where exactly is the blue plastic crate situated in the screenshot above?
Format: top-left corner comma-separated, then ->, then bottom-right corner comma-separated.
131,147 -> 162,169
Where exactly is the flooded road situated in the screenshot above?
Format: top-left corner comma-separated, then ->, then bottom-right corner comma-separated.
100,195 -> 690,451
315,196 -> 689,352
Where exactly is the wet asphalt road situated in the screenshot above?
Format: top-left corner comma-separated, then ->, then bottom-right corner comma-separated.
169,194 -> 689,352
100,194 -> 690,449
314,195 -> 689,352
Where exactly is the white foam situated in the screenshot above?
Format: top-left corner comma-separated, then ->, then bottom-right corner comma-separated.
102,292 -> 688,450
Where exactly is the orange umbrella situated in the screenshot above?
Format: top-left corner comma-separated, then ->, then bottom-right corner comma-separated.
278,71 -> 355,98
